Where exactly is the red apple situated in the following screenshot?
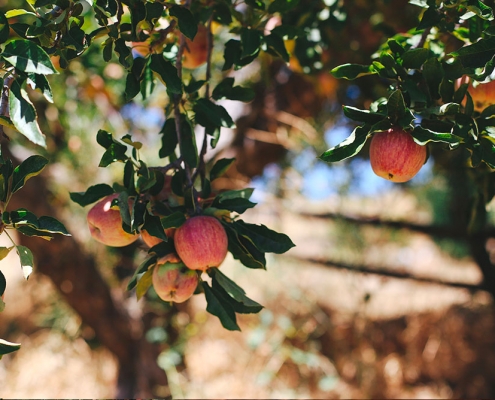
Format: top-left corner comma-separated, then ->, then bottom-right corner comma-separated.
141,227 -> 176,248
87,193 -> 139,247
152,255 -> 198,303
182,25 -> 208,70
174,215 -> 228,271
369,127 -> 426,183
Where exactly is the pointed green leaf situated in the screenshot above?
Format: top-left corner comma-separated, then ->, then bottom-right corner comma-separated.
231,220 -> 295,254
136,267 -> 154,300
2,40 -> 57,75
159,118 -> 179,159
343,106 -> 386,124
401,48 -> 433,69
210,269 -> 263,312
412,126 -> 462,145
169,5 -> 198,40
319,125 -> 371,162
194,98 -> 235,130
450,37 -> 495,68
127,255 -> 157,291
331,63 -> 376,80
223,222 -> 266,269
37,216 -> 70,236
26,73 -> 53,103
0,338 -> 21,356
240,28 -> 262,59
150,54 -> 182,94
12,155 -> 48,194
160,211 -> 186,229
9,79 -> 46,148
70,184 -> 114,207
179,114 -> 198,168
142,213 -> 168,241
16,245 -> 34,280
0,247 -> 13,263
0,12 -> 9,45
202,281 -> 241,331
0,269 -> 6,296
210,158 -> 235,181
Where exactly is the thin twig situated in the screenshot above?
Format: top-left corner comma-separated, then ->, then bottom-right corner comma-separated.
191,16 -> 214,188
0,74 -> 14,142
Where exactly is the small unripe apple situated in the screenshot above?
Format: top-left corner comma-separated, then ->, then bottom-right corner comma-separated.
152,255 -> 198,303
369,127 -> 426,183
174,215 -> 228,271
182,25 -> 208,70
87,193 -> 139,247
141,228 -> 176,248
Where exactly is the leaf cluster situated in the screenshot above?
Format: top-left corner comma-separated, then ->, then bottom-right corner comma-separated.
321,1 -> 495,170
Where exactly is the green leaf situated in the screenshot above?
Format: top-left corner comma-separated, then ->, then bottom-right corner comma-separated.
37,216 -> 70,236
212,78 -> 255,102
343,106 -> 386,124
210,158 -> 235,181
245,0 -> 265,10
193,98 -> 235,130
11,155 -> 48,194
210,269 -> 263,312
387,89 -> 407,120
114,38 -> 132,68
150,54 -> 182,94
202,281 -> 241,331
124,72 -> 140,102
0,269 -> 6,296
240,28 -> 262,59
159,118 -> 179,159
412,126 -> 462,145
0,12 -> 9,45
423,57 -> 443,99
222,39 -> 241,71
450,37 -> 495,68
331,63 -> 375,80
401,48 -> 432,69
264,32 -> 290,62
0,338 -> 21,357
98,131 -> 128,166
0,247 -> 13,263
136,267 -> 154,300
26,73 -> 53,103
223,222 -> 266,269
142,213 -> 168,241
9,79 -> 46,148
212,189 -> 256,214
231,220 -> 295,254
127,255 -> 157,291
268,0 -> 300,13
16,245 -> 33,280
179,114 -> 198,168
160,211 -> 186,229
169,5 -> 198,40
69,184 -> 114,207
319,125 -> 371,162
2,40 -> 57,75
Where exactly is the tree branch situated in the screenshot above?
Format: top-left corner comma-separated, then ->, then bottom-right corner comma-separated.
299,211 -> 495,240
287,255 -> 486,292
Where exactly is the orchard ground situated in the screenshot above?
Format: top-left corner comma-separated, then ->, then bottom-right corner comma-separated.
0,186 -> 491,398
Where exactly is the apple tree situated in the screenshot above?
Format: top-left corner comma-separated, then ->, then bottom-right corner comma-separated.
2,0 -> 495,396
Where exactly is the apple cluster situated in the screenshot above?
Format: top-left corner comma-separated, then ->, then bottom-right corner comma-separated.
87,192 -> 228,304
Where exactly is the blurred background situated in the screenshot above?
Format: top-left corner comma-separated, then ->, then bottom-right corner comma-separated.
1,0 -> 495,398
